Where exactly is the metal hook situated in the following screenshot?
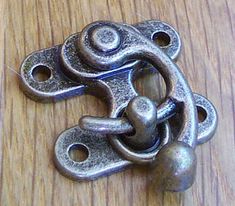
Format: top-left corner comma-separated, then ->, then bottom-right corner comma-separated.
20,20 -> 217,192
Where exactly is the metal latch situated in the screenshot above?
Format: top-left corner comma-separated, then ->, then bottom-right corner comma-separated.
20,20 -> 218,192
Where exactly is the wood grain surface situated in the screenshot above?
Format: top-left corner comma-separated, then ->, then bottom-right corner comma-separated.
1,0 -> 235,205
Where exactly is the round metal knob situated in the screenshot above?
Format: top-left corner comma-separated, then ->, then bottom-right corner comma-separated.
90,26 -> 121,53
151,141 -> 196,192
80,96 -> 160,151
123,96 -> 158,150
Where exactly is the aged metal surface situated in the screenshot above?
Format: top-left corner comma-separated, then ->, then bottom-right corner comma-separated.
114,96 -> 159,150
80,93 -> 217,146
151,141 -> 197,192
54,122 -> 171,180
78,21 -> 197,148
194,93 -> 218,144
20,20 -> 180,102
20,20 -> 218,192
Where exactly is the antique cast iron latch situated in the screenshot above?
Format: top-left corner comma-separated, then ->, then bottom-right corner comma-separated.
20,20 -> 218,192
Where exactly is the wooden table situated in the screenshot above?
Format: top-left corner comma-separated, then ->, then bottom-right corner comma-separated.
1,0 -> 235,205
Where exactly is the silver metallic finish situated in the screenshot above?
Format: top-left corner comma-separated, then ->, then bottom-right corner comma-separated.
134,20 -> 181,60
90,26 -> 121,53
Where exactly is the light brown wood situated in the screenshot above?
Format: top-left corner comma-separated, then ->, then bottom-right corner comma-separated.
1,0 -> 235,205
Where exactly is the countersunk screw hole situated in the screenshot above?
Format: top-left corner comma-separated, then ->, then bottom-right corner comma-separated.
32,65 -> 52,82
153,32 -> 171,47
69,144 -> 89,162
197,106 -> 207,123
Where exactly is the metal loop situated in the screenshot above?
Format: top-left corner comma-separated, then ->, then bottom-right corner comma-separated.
79,93 -> 217,146
194,93 -> 218,144
134,20 -> 181,60
77,21 -> 198,153
79,97 -> 177,134
108,122 -> 171,164
19,20 -> 218,191
54,121 -> 171,181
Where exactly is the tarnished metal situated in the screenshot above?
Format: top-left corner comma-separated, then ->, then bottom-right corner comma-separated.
20,20 -> 181,101
118,96 -> 158,150
151,141 -> 197,192
194,93 -> 218,144
79,93 -> 217,146
20,20 -> 218,192
54,122 -> 171,180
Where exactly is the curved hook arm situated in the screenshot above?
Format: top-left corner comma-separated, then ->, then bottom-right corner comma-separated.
79,98 -> 177,134
78,21 -> 197,149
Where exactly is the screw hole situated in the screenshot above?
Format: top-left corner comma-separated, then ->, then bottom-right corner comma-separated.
197,106 -> 207,123
69,144 -> 89,162
153,32 -> 171,47
32,65 -> 52,82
